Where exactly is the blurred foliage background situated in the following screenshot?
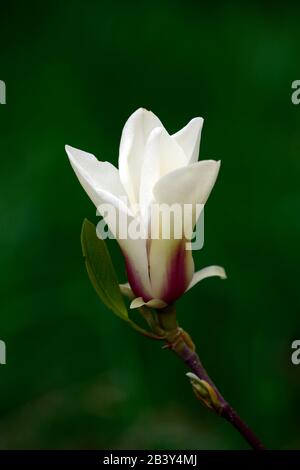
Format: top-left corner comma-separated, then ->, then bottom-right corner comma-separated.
0,0 -> 300,450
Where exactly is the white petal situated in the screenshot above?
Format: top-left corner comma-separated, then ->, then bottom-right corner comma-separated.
146,299 -> 168,308
120,237 -> 152,301
130,297 -> 167,309
118,108 -> 163,207
66,144 -> 128,212
119,283 -> 134,299
186,265 -> 227,292
148,238 -> 194,302
146,160 -> 220,302
172,117 -> 203,163
153,160 -> 220,244
66,144 -> 152,300
139,127 -> 187,221
153,159 -> 221,207
130,297 -> 145,309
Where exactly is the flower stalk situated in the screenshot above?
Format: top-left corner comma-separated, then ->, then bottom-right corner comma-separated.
152,305 -> 266,451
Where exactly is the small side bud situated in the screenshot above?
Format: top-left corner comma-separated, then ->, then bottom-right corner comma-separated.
186,373 -> 222,414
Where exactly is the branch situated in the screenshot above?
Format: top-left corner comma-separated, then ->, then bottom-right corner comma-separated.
158,305 -> 266,451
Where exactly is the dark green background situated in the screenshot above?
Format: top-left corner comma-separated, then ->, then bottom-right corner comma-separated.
0,0 -> 299,449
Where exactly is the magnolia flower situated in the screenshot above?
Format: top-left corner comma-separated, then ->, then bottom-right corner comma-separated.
66,108 -> 226,309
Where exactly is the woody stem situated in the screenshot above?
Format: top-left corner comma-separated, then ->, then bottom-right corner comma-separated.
158,305 -> 265,451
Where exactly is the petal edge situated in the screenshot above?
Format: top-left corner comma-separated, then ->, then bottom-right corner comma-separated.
186,265 -> 227,292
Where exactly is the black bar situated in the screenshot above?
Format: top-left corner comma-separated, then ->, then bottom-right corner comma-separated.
0,450 -> 298,466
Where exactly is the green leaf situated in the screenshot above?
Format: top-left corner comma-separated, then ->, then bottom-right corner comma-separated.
81,219 -> 128,321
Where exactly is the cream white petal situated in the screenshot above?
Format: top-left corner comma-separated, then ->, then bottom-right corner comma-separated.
66,144 -> 128,210
153,160 -> 220,244
186,265 -> 227,292
66,145 -> 132,246
130,297 -> 167,309
130,297 -> 145,309
172,117 -> 203,164
147,160 -> 220,301
66,144 -> 152,299
145,299 -> 167,308
153,159 -> 220,207
148,238 -> 194,302
66,145 -> 129,239
118,108 -> 163,208
139,126 -> 187,221
121,237 -> 152,300
119,283 -> 134,299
